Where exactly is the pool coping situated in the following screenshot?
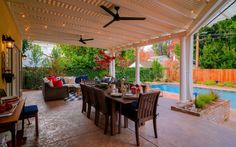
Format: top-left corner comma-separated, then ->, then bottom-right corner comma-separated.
147,82 -> 236,92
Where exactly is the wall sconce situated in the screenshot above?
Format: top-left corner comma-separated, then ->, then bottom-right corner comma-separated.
22,54 -> 27,60
2,34 -> 15,49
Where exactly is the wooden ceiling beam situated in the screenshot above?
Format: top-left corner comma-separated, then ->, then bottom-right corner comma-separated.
13,12 -> 156,39
27,35 -> 109,49
112,31 -> 186,51
106,0 -> 187,28
12,9 -> 153,39
11,2 -> 159,37
187,0 -> 226,34
16,17 -> 142,42
22,28 -> 126,45
151,0 -> 197,19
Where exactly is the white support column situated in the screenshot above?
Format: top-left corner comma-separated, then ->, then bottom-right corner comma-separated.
111,52 -> 116,78
109,52 -> 116,78
109,62 -> 113,76
180,37 -> 187,103
135,47 -> 141,84
186,34 -> 194,100
180,34 -> 194,103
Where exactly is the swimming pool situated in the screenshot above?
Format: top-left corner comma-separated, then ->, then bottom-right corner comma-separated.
150,84 -> 236,109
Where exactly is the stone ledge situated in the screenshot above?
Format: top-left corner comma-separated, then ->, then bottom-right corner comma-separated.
171,99 -> 230,124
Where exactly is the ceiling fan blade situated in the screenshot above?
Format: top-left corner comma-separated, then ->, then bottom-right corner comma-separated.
82,38 -> 94,41
64,39 -> 77,41
100,5 -> 116,17
80,40 -> 86,44
119,17 -> 146,20
103,19 -> 115,28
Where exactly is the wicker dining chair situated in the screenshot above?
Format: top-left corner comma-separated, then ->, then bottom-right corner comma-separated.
86,85 -> 96,119
80,84 -> 88,113
121,91 -> 160,146
93,87 -> 111,134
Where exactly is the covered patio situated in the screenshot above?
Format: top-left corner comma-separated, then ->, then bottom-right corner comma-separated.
1,0 -> 236,146
21,90 -> 236,147
2,0 -> 231,102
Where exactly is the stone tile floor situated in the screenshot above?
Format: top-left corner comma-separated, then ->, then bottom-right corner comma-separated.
20,90 -> 236,147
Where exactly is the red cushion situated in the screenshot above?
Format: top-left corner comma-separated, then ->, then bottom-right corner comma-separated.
47,76 -> 56,82
53,80 -> 63,87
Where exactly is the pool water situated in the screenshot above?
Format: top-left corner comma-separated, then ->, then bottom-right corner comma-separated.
150,84 -> 236,109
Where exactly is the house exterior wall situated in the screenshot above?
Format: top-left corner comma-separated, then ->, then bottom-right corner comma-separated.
0,0 -> 22,90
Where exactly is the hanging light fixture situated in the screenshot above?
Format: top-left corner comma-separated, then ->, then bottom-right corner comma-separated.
22,54 -> 27,60
2,34 -> 15,49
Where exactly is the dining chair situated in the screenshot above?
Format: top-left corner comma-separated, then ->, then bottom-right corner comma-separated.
121,91 -> 160,146
93,87 -> 111,134
86,85 -> 96,119
80,84 -> 88,113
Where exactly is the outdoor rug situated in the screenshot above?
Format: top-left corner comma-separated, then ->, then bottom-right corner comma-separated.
64,92 -> 82,102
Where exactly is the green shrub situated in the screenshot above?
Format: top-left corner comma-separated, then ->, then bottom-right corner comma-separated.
197,94 -> 212,103
195,91 -> 219,108
224,81 -> 234,87
204,80 -> 216,85
195,98 -> 206,108
196,81 -> 203,84
210,91 -> 219,100
217,82 -> 224,87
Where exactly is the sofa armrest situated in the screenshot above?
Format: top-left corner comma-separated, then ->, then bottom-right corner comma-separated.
43,83 -> 69,101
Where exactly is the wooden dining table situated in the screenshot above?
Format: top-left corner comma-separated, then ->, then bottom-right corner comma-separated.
0,97 -> 25,147
105,93 -> 138,136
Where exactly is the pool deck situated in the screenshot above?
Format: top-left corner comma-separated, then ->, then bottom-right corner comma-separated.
20,90 -> 236,147
162,91 -> 236,130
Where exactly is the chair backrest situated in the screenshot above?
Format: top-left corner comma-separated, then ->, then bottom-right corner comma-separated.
137,91 -> 160,120
83,80 -> 96,85
87,85 -> 96,106
80,84 -> 89,102
93,87 -> 108,114
0,89 -> 7,97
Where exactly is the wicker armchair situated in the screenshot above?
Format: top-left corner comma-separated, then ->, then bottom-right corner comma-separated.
121,91 -> 160,146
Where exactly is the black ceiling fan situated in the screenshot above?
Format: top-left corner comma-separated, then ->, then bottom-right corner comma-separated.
79,35 -> 94,44
100,5 -> 146,28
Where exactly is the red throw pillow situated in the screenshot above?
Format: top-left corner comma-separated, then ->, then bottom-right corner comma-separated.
53,80 -> 63,87
47,76 -> 56,82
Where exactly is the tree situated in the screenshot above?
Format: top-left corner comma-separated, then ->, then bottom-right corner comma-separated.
197,15 -> 236,68
151,60 -> 164,81
152,42 -> 167,56
121,49 -> 135,61
46,47 -> 64,75
22,39 -> 29,54
27,44 -> 44,67
53,44 -> 107,78
174,43 -> 180,59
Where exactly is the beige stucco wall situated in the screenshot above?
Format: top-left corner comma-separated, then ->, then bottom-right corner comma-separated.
0,0 -> 22,89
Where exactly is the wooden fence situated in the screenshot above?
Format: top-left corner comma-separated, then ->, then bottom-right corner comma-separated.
166,69 -> 236,82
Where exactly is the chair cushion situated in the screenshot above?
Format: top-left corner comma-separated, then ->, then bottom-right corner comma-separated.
23,105 -> 38,115
122,101 -> 138,119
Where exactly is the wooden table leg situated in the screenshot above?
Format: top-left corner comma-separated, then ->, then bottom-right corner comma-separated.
110,100 -> 116,136
118,103 -> 121,134
10,123 -> 16,147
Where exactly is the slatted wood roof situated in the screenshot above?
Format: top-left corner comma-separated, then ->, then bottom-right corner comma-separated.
5,0 -> 227,50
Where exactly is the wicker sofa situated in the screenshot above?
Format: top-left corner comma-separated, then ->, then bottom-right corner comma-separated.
42,81 -> 69,101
